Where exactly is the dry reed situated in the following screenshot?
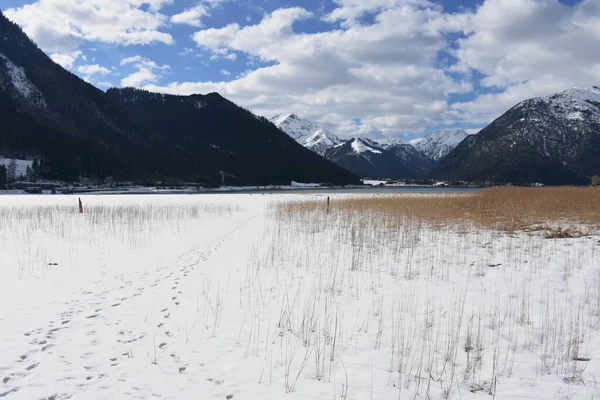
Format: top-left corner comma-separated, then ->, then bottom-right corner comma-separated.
278,187 -> 600,233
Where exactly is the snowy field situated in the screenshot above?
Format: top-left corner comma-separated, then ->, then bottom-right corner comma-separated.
0,193 -> 599,399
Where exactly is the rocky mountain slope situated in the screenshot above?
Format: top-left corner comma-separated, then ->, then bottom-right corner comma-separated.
268,114 -> 342,156
271,114 -> 433,178
426,87 -> 600,184
414,129 -> 470,161
0,11 -> 359,185
325,138 -> 432,179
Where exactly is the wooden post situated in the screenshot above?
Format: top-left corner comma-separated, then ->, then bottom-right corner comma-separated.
78,197 -> 83,213
327,196 -> 330,215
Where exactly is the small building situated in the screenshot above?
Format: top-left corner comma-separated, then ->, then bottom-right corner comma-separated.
592,175 -> 600,186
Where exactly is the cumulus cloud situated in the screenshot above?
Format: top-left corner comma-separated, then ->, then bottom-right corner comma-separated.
122,68 -> 159,87
121,55 -> 170,70
4,0 -> 173,53
449,0 -> 600,123
171,5 -> 209,27
149,5 -> 468,137
49,51 -> 82,69
77,64 -> 111,76
120,55 -> 170,87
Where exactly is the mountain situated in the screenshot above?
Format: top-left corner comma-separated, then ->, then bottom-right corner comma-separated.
426,87 -> 600,184
0,11 -> 359,186
270,114 -> 433,178
415,129 -> 469,161
106,89 -> 359,185
268,113 -> 341,156
373,137 -> 408,149
374,137 -> 434,174
325,138 -> 432,179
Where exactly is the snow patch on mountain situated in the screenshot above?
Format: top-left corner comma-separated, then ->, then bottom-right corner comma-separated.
269,114 -> 341,156
542,86 -> 600,121
416,129 -> 469,161
408,138 -> 423,146
351,138 -> 382,154
0,53 -> 47,108
373,137 -> 407,149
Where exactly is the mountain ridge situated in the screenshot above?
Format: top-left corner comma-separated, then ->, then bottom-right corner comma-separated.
0,11 -> 359,186
415,129 -> 470,161
268,113 -> 342,156
425,86 -> 600,184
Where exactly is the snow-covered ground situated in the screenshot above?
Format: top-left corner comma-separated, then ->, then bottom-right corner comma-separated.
1,193 -> 599,399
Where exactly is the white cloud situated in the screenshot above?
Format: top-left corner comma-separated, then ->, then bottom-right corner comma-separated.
49,51 -> 82,69
150,5 -> 468,137
171,5 -> 209,27
120,55 -> 169,88
5,0 -> 173,53
178,47 -> 195,56
121,55 -> 170,70
449,0 -> 600,123
77,64 -> 111,76
220,69 -> 231,76
122,68 -> 158,87
95,81 -> 113,88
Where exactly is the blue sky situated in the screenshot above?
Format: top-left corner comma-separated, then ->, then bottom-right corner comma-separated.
3,0 -> 598,141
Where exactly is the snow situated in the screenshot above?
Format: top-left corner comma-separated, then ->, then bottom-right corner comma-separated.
0,157 -> 34,179
351,138 -> 381,154
269,114 -> 341,156
373,137 -> 406,150
290,181 -> 321,187
530,86 -> 600,126
0,53 -> 47,109
1,193 -> 600,400
408,138 -> 423,146
543,86 -> 600,117
362,179 -> 388,186
416,129 -> 469,161
193,100 -> 206,109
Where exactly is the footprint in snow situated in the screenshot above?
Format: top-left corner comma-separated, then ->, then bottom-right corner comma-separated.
25,362 -> 39,371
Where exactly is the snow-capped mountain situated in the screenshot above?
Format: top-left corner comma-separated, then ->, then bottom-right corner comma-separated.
270,114 -> 435,178
415,129 -> 469,161
373,137 -> 407,149
325,138 -> 433,179
269,114 -> 341,156
427,86 -> 600,184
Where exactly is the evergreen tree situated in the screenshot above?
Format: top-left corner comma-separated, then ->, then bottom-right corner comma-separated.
7,159 -> 17,183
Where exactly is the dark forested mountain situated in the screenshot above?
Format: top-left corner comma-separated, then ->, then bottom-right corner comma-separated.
106,89 -> 359,185
374,138 -> 434,175
324,138 -> 432,179
426,87 -> 600,184
0,11 -> 359,185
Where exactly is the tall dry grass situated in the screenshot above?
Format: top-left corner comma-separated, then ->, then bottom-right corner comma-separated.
254,187 -> 600,397
278,187 -> 600,233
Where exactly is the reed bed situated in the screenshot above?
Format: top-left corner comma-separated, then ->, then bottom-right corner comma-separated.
236,187 -> 600,398
277,186 -> 600,233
